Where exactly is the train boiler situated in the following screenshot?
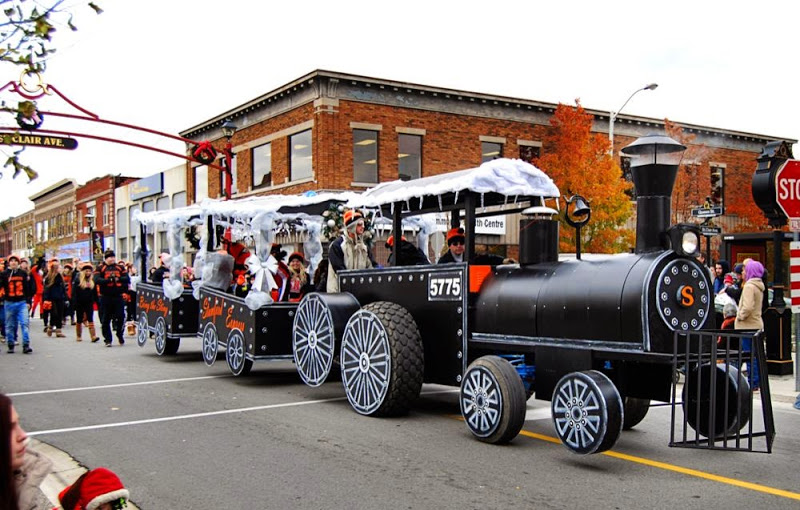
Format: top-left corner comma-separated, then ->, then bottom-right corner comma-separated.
294,136 -> 772,454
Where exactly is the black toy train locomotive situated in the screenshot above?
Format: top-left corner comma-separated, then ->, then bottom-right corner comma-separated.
293,134 -> 771,454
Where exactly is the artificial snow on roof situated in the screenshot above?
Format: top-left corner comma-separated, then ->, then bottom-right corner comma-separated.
351,158 -> 559,208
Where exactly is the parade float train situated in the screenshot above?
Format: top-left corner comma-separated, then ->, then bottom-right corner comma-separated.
136,135 -> 774,455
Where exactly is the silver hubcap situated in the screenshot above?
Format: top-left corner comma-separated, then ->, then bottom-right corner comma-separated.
228,332 -> 244,372
461,366 -> 502,437
341,310 -> 390,415
155,319 -> 165,352
552,377 -> 603,451
293,296 -> 334,386
202,324 -> 217,364
137,313 -> 148,346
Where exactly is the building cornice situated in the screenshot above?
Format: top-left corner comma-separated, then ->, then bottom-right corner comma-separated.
180,69 -> 796,148
28,178 -> 77,202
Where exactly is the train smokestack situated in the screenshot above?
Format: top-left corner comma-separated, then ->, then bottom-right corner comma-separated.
519,204 -> 559,265
620,135 -> 687,254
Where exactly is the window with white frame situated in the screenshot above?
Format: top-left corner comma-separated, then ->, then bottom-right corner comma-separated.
102,202 -> 110,226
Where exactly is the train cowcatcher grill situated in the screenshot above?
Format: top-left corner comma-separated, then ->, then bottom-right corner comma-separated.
670,330 -> 775,453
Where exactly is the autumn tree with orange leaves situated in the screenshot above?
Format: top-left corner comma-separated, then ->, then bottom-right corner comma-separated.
535,101 -> 634,253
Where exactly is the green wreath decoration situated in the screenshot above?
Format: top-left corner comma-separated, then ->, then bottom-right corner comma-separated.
192,141 -> 218,165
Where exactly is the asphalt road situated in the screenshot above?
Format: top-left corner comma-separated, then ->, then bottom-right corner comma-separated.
2,318 -> 799,509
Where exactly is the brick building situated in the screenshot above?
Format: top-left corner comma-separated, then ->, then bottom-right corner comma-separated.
177,70 -> 793,256
72,174 -> 136,262
29,179 -> 77,261
11,210 -> 33,259
0,218 -> 12,258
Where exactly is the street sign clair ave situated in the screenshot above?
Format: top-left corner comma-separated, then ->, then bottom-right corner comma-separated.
775,160 -> 800,228
0,133 -> 78,150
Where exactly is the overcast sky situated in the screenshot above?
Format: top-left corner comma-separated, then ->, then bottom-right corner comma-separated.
1,0 -> 798,218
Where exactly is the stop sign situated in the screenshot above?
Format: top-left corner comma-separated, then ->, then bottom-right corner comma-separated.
775,160 -> 800,219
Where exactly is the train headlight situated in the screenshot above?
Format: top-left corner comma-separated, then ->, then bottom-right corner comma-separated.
667,224 -> 701,257
681,232 -> 698,255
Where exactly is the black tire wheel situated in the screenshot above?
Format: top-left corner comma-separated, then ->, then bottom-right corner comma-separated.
551,370 -> 623,455
226,329 -> 253,377
293,293 -> 358,387
136,312 -> 148,347
340,302 -> 424,416
622,397 -> 650,430
154,317 -> 168,355
460,356 -> 527,444
201,323 -> 219,366
164,337 -> 180,355
683,363 -> 751,438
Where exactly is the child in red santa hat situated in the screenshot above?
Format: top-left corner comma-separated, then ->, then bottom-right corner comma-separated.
57,467 -> 130,510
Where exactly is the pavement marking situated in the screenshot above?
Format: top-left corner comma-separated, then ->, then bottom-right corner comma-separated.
6,375 -> 232,397
515,429 -> 800,502
28,396 -> 350,436
27,388 -> 458,437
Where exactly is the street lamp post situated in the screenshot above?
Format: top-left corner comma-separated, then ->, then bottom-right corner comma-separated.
220,118 -> 237,201
85,213 -> 95,264
609,83 -> 658,157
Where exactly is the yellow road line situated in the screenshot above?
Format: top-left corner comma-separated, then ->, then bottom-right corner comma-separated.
453,417 -> 800,501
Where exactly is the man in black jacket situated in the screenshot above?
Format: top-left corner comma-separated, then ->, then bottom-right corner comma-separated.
437,227 -> 466,264
94,250 -> 130,346
0,255 -> 35,353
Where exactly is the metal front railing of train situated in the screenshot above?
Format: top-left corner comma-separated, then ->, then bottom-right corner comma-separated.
670,329 -> 775,453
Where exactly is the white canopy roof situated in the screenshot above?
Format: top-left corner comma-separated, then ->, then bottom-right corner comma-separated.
350,158 -> 559,208
134,158 -> 558,228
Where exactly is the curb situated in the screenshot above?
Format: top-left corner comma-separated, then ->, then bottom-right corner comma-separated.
31,438 -> 140,509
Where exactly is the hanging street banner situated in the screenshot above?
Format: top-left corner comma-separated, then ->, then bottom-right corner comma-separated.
1,133 -> 78,150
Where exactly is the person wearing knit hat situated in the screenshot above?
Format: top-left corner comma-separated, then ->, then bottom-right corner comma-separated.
385,235 -> 430,266
326,209 -> 375,293
58,467 -> 130,510
437,227 -> 466,264
94,249 -> 130,346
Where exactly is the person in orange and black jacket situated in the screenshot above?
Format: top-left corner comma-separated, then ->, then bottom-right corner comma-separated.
93,250 -> 130,347
62,263 -> 76,326
0,255 -> 35,353
0,258 -> 5,339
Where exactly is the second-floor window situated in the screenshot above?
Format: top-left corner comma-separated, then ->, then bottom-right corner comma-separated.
481,141 -> 503,163
195,165 -> 208,202
290,130 -> 313,181
398,134 -> 421,181
252,142 -> 272,189
710,165 -> 725,210
102,202 -> 110,226
353,129 -> 379,183
519,145 -> 540,163
219,154 -> 238,197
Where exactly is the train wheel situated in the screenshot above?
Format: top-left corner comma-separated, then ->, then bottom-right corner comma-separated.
201,323 -> 219,366
460,356 -> 527,444
340,302 -> 423,416
136,312 -> 148,347
154,317 -> 167,355
226,329 -> 252,377
293,293 -> 359,387
683,363 -> 751,438
164,337 -> 180,355
622,398 -> 650,430
551,370 -> 623,454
